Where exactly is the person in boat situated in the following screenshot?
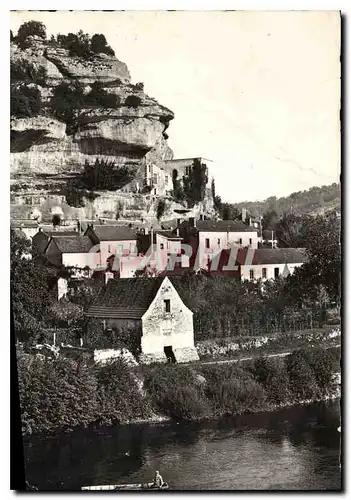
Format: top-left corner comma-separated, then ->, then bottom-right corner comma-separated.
154,471 -> 164,489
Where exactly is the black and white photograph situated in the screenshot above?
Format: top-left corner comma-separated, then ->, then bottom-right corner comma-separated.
9,8 -> 341,492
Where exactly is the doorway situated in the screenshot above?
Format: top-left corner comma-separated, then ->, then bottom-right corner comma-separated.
164,346 -> 176,364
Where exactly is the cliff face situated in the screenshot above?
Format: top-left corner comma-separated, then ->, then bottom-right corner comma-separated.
11,36 -> 213,224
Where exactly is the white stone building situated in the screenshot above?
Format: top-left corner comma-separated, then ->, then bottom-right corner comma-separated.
86,276 -> 199,364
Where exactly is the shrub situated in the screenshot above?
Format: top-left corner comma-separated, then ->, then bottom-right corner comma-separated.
16,21 -> 46,45
52,214 -> 61,227
156,199 -> 166,220
86,81 -> 120,108
300,346 -> 340,394
91,34 -> 115,56
135,82 -> 144,91
201,364 -> 268,414
251,357 -> 292,405
17,354 -> 99,435
285,350 -> 321,401
11,60 -> 47,85
94,359 -> 151,425
11,85 -> 42,118
50,81 -> 85,124
81,158 -> 133,191
125,95 -> 142,108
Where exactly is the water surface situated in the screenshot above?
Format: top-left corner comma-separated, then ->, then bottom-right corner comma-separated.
23,400 -> 341,491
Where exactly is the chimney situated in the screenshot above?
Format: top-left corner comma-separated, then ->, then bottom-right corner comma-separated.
176,228 -> 180,237
177,218 -> 181,227
249,217 -> 252,227
144,227 -> 149,235
241,208 -> 246,222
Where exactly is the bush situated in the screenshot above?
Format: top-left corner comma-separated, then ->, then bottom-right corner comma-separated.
300,346 -> 340,394
11,60 -> 47,85
86,81 -> 120,108
94,359 -> 151,425
201,364 -> 268,414
135,82 -> 144,91
11,85 -> 42,118
91,34 -> 115,56
50,81 -> 85,124
143,364 -> 209,420
17,354 -> 99,435
251,357 -> 292,405
125,95 -> 142,108
52,214 -> 61,227
16,21 -> 46,45
81,158 -> 133,191
156,199 -> 166,220
285,350 -> 321,401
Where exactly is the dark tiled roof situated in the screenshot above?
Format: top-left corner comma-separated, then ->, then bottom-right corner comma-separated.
156,230 -> 182,240
179,219 -> 257,233
43,230 -> 78,237
236,248 -> 307,265
51,235 -> 93,254
87,225 -> 137,242
86,277 -> 166,319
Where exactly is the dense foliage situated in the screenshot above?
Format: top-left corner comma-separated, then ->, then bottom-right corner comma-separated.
11,230 -> 56,341
85,81 -> 120,108
56,30 -> 115,57
182,158 -> 208,207
156,199 -> 166,220
228,183 -> 340,218
17,354 -> 150,435
15,21 -> 46,47
11,84 -> 42,118
11,60 -> 47,85
81,158 -> 134,191
125,95 -> 142,107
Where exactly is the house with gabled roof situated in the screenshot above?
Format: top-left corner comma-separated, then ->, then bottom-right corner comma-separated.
85,224 -> 137,267
32,228 -> 79,255
86,276 -> 199,364
236,248 -> 308,281
44,235 -> 99,270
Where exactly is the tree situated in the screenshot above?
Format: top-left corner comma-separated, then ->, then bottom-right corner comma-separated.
91,34 -> 115,55
17,21 -> 46,45
52,214 -> 61,227
261,210 -> 279,231
11,85 -> 42,118
275,213 -> 305,248
156,199 -> 166,220
221,204 -> 241,221
125,95 -> 142,107
10,30 -> 14,41
11,229 -> 56,341
286,213 -> 340,304
51,80 -> 85,128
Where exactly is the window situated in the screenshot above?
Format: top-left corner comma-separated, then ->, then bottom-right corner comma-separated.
153,173 -> 158,184
148,165 -> 151,173
249,269 -> 255,280
108,244 -> 111,252
239,238 -> 243,245
249,238 -> 252,245
164,299 -> 171,313
217,238 -> 221,246
262,268 -> 267,279
205,238 -> 210,249
274,267 -> 280,278
160,243 -> 164,250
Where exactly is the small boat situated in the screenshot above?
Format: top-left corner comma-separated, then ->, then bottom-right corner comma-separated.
81,482 -> 169,491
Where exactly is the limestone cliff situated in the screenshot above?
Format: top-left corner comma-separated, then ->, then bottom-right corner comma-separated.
10,35 -> 213,224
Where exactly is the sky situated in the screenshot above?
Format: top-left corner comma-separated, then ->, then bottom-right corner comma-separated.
10,10 -> 341,203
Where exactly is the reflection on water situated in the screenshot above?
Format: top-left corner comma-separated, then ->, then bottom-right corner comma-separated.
23,401 -> 341,491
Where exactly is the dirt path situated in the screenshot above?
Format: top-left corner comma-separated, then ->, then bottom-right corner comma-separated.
197,343 -> 341,366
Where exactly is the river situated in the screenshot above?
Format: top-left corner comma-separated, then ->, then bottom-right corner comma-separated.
23,400 -> 341,491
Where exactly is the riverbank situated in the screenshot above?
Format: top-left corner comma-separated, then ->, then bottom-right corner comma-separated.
17,345 -> 340,437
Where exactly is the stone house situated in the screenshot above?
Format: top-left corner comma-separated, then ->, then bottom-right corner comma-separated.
85,225 -> 137,267
44,235 -> 98,269
32,228 -> 79,255
178,218 -> 259,269
86,276 -> 199,364
237,248 -> 307,281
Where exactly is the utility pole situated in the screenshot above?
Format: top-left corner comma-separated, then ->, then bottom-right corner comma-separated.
272,230 -> 274,249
